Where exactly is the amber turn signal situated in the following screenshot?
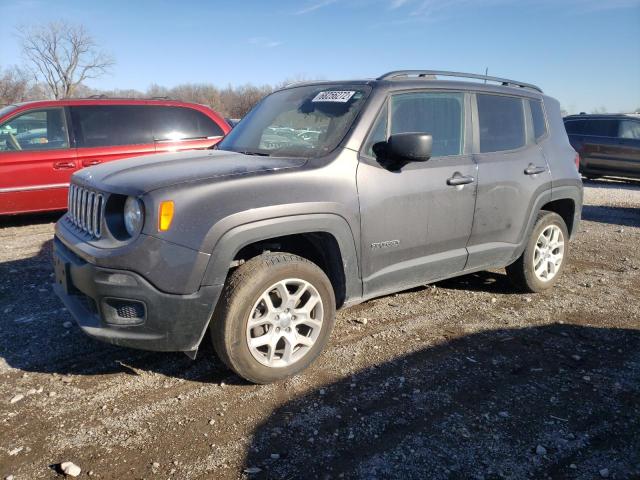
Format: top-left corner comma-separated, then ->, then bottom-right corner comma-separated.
158,201 -> 174,231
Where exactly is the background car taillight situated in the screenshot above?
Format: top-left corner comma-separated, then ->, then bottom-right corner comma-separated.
574,153 -> 580,171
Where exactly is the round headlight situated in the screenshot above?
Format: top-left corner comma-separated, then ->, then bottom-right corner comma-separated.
123,197 -> 144,236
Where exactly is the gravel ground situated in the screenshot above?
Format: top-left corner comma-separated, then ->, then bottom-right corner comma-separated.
0,178 -> 639,480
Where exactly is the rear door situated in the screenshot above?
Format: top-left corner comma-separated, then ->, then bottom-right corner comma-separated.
151,106 -> 226,152
71,105 -> 156,168
0,107 -> 77,214
465,93 -> 552,270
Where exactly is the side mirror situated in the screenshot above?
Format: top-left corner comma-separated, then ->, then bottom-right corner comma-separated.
387,133 -> 432,162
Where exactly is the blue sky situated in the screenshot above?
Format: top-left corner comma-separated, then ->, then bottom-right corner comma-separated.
1,0 -> 639,113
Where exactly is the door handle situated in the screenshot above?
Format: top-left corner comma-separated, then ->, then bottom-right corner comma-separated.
53,161 -> 76,170
524,164 -> 546,175
447,173 -> 475,186
82,159 -> 102,167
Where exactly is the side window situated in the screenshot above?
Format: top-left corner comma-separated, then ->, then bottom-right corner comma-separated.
564,120 -> 585,134
362,102 -> 388,157
530,99 -> 547,140
153,107 -> 224,141
618,120 -> 640,140
389,92 -> 464,157
477,94 -> 525,153
71,106 -> 154,147
0,108 -> 69,152
582,119 -> 619,137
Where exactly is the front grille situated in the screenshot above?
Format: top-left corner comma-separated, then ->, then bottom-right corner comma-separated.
67,184 -> 104,239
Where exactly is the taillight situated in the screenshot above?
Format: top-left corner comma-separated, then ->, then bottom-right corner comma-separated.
574,153 -> 580,171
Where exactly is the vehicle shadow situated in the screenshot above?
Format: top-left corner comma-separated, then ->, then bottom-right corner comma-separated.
243,323 -> 640,479
0,211 -> 65,228
0,239 -> 236,384
581,205 -> 640,228
436,270 -> 518,295
582,177 -> 640,189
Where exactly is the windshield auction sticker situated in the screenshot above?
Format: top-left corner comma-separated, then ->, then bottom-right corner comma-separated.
312,91 -> 356,103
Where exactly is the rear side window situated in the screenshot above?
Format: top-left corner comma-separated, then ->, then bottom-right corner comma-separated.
152,107 -> 224,141
565,118 -> 618,137
618,120 -> 640,139
564,120 -> 585,134
477,94 -> 525,153
390,92 -> 464,157
530,100 -> 547,140
71,106 -> 153,147
0,108 -> 69,152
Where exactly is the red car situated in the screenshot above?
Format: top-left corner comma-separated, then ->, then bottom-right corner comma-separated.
0,98 -> 230,215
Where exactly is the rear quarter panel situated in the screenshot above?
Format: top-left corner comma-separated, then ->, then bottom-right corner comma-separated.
541,97 -> 583,235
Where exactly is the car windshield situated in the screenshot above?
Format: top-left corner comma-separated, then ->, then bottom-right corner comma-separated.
217,84 -> 371,158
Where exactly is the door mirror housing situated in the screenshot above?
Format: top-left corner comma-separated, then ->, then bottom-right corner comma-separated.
387,133 -> 432,162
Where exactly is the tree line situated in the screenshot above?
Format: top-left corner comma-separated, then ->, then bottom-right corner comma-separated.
0,63 -> 279,119
0,21 -> 289,118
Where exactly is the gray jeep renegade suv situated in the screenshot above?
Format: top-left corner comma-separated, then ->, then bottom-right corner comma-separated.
53,70 -> 583,383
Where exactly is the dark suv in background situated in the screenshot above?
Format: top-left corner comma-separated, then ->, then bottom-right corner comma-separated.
53,70 -> 582,383
564,113 -> 640,180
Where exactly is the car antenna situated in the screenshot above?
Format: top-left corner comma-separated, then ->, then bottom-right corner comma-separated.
484,67 -> 488,84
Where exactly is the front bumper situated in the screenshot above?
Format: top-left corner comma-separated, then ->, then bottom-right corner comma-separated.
53,237 -> 223,352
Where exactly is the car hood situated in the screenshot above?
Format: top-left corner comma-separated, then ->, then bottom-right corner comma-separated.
73,150 -> 307,194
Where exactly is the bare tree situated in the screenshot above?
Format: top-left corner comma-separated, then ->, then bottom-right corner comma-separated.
221,84 -> 273,118
0,67 -> 30,104
18,21 -> 114,99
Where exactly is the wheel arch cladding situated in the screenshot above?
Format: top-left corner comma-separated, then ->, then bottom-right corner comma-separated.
201,214 -> 362,307
540,198 -> 577,237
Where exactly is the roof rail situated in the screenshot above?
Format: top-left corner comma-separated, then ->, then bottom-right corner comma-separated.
378,70 -> 543,93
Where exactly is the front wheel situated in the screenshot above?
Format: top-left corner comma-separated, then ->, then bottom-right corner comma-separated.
210,252 -> 336,384
506,211 -> 569,293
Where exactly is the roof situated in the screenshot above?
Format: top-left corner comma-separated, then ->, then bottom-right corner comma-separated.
280,69 -> 544,98
564,113 -> 640,120
7,98 -> 212,109
0,98 -> 229,128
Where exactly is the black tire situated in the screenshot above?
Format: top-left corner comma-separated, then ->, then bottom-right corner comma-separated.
210,252 -> 336,384
506,211 -> 569,293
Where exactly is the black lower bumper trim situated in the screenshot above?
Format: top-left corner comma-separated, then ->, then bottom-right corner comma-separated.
53,237 -> 223,352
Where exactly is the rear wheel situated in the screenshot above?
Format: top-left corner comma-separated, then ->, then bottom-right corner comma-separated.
210,252 -> 336,384
506,211 -> 569,293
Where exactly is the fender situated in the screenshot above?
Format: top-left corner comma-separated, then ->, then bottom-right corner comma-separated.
201,213 -> 363,303
506,188 -> 554,265
506,184 -> 581,265
552,184 -> 583,239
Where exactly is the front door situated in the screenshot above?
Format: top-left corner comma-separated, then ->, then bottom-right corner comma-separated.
357,91 -> 477,298
601,118 -> 640,177
0,107 -> 77,214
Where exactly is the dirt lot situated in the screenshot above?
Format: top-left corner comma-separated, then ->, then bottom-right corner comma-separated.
1,179 -> 639,480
